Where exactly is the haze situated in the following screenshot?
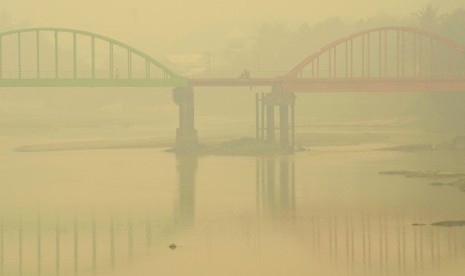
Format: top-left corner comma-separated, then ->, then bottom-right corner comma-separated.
1,0 -> 463,49
2,1 -> 465,276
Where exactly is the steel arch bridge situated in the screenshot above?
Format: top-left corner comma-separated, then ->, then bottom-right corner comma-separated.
0,27 -> 188,87
1,26 -> 465,149
280,26 -> 465,93
0,26 -> 464,93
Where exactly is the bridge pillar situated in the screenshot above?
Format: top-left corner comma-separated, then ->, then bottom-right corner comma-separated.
173,86 -> 198,152
279,102 -> 289,149
258,88 -> 295,151
278,90 -> 296,151
265,94 -> 276,143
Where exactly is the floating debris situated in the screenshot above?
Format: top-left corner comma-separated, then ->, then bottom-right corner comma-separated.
378,170 -> 465,179
431,220 -> 465,227
168,243 -> 177,250
378,170 -> 412,176
412,223 -> 426,226
430,182 -> 444,186
379,170 -> 465,193
380,144 -> 433,152
449,178 -> 465,186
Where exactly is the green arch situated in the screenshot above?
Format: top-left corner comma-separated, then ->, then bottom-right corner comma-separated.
0,27 -> 188,87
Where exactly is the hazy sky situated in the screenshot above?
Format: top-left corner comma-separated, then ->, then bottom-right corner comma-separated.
2,0 -> 463,41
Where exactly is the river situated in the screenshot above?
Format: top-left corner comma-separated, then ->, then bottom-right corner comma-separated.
1,91 -> 465,276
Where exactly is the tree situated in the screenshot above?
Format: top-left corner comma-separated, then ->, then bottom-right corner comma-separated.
440,8 -> 465,46
415,2 -> 442,31
418,7 -> 465,132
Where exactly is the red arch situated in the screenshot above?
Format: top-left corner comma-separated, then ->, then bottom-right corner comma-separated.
285,26 -> 465,79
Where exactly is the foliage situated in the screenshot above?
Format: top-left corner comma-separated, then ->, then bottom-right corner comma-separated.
415,2 -> 442,31
440,8 -> 465,45
242,4 -> 465,73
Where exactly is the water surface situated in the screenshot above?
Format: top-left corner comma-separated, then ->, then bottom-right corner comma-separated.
1,139 -> 465,276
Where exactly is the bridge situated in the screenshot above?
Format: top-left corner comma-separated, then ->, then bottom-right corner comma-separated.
1,27 -> 465,151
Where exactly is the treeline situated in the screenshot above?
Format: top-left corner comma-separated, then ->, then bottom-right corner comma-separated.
234,4 -> 465,74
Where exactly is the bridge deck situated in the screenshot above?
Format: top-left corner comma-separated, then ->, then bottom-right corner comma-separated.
0,78 -> 187,88
189,78 -> 465,93
2,77 -> 465,92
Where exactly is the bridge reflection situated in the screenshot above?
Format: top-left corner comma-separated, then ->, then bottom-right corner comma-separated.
1,155 -> 464,275
300,212 -> 465,274
256,156 -> 296,218
174,153 -> 197,229
0,154 -> 199,276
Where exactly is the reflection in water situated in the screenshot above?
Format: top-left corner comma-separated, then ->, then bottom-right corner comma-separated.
0,211 -> 179,276
256,155 -> 465,275
301,212 -> 465,275
0,154 -> 199,276
1,211 -> 464,275
1,154 -> 465,275
1,215 -> 3,276
175,153 -> 198,229
256,156 -> 295,217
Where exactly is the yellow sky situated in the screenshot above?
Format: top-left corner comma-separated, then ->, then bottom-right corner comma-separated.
1,0 -> 463,55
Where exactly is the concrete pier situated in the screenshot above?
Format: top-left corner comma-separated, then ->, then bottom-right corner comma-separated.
256,87 -> 295,150
173,86 -> 198,151
265,94 -> 276,143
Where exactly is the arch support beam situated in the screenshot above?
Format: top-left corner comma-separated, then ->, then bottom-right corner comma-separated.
173,86 -> 198,152
285,26 -> 465,79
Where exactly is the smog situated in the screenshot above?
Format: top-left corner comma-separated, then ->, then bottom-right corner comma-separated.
1,1 -> 465,275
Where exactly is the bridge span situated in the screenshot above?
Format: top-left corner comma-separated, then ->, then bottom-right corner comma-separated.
1,26 -> 465,151
189,78 -> 465,93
